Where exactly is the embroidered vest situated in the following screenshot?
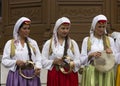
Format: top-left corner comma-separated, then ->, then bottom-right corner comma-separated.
49,38 -> 74,55
10,39 -> 36,57
87,36 -> 110,52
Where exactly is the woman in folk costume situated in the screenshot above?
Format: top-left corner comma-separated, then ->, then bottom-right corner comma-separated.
114,32 -> 120,86
81,14 -> 116,86
42,17 -> 81,86
111,31 -> 120,41
2,17 -> 42,86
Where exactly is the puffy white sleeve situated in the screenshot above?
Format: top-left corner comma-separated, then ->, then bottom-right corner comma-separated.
41,40 -> 54,70
114,37 -> 120,64
70,40 -> 81,72
81,37 -> 89,65
32,40 -> 42,69
2,40 -> 17,72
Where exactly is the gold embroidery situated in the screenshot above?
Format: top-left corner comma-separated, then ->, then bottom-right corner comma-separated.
87,36 -> 110,52
49,38 -> 74,55
10,39 -> 36,57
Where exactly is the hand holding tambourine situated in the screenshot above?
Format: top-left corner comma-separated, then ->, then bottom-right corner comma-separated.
94,50 -> 115,72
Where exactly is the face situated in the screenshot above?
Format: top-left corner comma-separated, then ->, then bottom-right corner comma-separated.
94,22 -> 107,37
57,23 -> 70,39
18,24 -> 30,39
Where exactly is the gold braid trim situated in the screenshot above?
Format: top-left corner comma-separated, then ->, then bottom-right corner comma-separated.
70,40 -> 74,55
87,37 -> 91,53
49,38 -> 53,55
48,38 -> 74,55
103,35 -> 110,49
10,39 -> 36,58
10,39 -> 15,57
87,36 -> 110,52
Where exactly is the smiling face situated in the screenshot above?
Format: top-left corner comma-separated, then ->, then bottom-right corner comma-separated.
94,21 -> 107,38
57,23 -> 70,39
18,23 -> 30,39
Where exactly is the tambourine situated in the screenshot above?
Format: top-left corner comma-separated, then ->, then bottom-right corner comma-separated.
94,50 -> 115,72
19,60 -> 36,79
59,56 -> 74,74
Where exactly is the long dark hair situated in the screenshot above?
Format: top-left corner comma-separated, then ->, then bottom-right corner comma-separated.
63,36 -> 69,56
25,38 -> 32,61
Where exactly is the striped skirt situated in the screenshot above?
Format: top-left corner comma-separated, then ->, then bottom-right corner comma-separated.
81,65 -> 115,86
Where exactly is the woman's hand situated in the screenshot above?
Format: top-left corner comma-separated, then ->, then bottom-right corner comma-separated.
16,60 -> 25,67
34,68 -> 41,76
105,48 -> 113,54
53,58 -> 63,65
89,51 -> 101,58
88,51 -> 101,64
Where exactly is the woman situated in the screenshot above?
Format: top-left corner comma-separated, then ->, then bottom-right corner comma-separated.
2,17 -> 42,86
81,14 -> 116,86
111,31 -> 120,41
42,17 -> 81,86
114,32 -> 120,86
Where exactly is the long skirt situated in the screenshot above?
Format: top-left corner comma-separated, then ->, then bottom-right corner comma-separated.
47,66 -> 78,86
6,69 -> 41,86
116,64 -> 120,86
81,65 -> 115,86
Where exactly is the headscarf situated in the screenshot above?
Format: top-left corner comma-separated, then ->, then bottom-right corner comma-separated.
13,17 -> 31,41
90,14 -> 107,38
53,17 -> 71,47
111,31 -> 120,39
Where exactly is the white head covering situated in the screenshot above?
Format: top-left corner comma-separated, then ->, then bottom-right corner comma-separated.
13,17 -> 31,40
90,14 -> 107,38
111,31 -> 120,39
53,17 -> 71,47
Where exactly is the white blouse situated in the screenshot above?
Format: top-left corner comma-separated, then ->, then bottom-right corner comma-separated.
114,37 -> 120,64
41,39 -> 82,72
81,36 -> 117,65
2,38 -> 42,72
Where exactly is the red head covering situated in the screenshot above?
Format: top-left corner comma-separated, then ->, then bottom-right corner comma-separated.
98,20 -> 107,24
24,21 -> 31,25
